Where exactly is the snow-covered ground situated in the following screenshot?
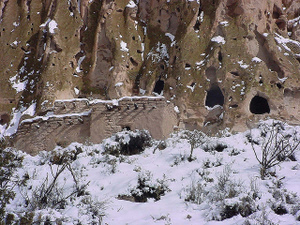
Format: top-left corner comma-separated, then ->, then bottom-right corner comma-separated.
2,120 -> 300,224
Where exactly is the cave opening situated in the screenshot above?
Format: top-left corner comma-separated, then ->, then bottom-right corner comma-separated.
153,79 -> 164,95
205,85 -> 224,108
250,95 -> 270,114
122,125 -> 131,131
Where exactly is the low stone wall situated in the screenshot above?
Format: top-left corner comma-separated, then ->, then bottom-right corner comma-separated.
13,97 -> 178,155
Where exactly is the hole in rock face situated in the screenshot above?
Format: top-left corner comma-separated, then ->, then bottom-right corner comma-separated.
250,95 -> 270,114
230,71 -> 239,77
218,51 -> 223,62
123,125 -> 131,131
276,83 -> 282,89
276,19 -> 286,30
130,57 -> 138,66
205,85 -> 224,108
153,79 -> 164,94
0,114 -> 9,125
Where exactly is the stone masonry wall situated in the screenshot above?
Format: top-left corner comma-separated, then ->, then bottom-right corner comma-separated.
13,97 -> 178,155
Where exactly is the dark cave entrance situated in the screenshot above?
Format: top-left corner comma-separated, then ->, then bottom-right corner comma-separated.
122,125 -> 131,131
153,79 -> 164,95
250,95 -> 270,114
205,85 -> 224,108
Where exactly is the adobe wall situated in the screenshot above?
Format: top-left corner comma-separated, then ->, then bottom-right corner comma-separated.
13,97 -> 178,155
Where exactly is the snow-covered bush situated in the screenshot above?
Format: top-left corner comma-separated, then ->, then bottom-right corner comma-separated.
0,145 -> 24,222
268,179 -> 300,217
50,145 -> 83,165
26,163 -> 89,210
130,171 -> 170,202
185,166 -> 258,221
203,140 -> 228,153
184,180 -> 206,204
180,130 -> 206,161
103,130 -> 152,156
249,121 -> 300,179
202,155 -> 223,168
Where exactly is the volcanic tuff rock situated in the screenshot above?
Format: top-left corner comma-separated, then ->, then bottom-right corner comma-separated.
1,0 -> 300,149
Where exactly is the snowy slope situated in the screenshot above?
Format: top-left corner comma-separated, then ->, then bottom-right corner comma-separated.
2,120 -> 300,224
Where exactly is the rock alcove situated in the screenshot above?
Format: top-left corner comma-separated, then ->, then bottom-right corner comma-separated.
205,85 -> 224,108
250,95 -> 270,114
153,79 -> 164,95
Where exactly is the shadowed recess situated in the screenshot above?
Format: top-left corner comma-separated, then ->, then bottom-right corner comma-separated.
205,85 -> 224,107
153,79 -> 164,94
250,95 -> 270,114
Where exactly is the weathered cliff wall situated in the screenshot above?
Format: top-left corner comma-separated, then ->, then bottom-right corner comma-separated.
1,0 -> 300,152
14,97 -> 177,154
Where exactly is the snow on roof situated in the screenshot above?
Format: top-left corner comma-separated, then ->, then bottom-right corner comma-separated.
54,96 -> 165,106
20,110 -> 92,125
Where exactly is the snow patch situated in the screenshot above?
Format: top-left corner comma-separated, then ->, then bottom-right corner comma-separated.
120,41 -> 129,52
252,57 -> 262,63
126,0 -> 137,8
237,60 -> 249,69
211,36 -> 226,44
4,103 -> 36,137
9,75 -> 27,93
49,20 -> 58,34
76,55 -> 86,73
115,82 -> 123,87
74,87 -> 80,95
165,33 -> 175,42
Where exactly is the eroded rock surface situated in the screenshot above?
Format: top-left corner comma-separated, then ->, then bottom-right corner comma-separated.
1,0 -> 300,152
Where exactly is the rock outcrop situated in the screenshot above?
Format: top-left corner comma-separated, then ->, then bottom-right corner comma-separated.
1,0 -> 300,152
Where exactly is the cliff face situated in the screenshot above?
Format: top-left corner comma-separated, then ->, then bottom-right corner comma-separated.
1,0 -> 300,143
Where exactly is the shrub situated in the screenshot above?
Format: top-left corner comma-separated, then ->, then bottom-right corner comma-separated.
130,171 -> 170,202
250,122 -> 300,179
185,166 -> 257,221
203,141 -> 227,153
185,181 -> 206,204
26,163 -> 89,210
50,146 -> 83,165
0,144 -> 23,222
180,130 -> 206,161
104,130 -> 152,156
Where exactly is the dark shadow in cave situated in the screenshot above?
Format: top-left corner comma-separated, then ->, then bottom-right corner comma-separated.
250,95 -> 270,114
205,85 -> 224,108
153,79 -> 164,95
